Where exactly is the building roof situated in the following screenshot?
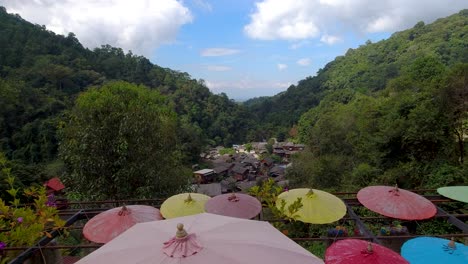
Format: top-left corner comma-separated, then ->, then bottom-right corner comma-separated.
231,166 -> 249,174
194,169 -> 215,175
213,166 -> 229,174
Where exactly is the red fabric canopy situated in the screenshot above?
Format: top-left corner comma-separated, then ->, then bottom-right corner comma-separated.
44,177 -> 65,191
325,239 -> 408,264
83,205 -> 163,243
357,186 -> 436,220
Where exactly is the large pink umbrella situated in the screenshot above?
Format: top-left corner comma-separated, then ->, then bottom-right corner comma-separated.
357,185 -> 436,220
83,205 -> 163,243
76,213 -> 324,264
205,193 -> 262,219
325,239 -> 409,264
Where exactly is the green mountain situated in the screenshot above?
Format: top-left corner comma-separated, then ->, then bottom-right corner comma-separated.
0,6 -> 254,174
245,10 -> 468,137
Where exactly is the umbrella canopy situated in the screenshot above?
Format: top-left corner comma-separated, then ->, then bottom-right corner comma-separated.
205,193 -> 262,219
276,188 -> 346,224
401,237 -> 468,264
357,185 -> 436,220
325,239 -> 409,264
76,213 -> 324,264
160,193 -> 211,219
83,205 -> 162,243
437,186 -> 468,203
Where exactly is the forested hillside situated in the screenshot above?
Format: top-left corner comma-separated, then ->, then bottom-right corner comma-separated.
245,10 -> 468,139
0,6 -> 254,186
282,11 -> 468,190
1,6 -> 467,195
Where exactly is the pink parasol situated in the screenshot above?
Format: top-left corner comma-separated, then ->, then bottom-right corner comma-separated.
76,213 -> 324,264
204,193 -> 262,219
357,185 -> 436,220
83,205 -> 163,243
325,239 -> 409,264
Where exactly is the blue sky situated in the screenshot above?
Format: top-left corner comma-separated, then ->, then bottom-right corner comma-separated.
2,0 -> 467,100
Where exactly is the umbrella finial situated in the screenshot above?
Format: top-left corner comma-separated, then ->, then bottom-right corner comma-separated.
176,223 -> 188,238
367,242 -> 374,254
306,189 -> 315,198
448,237 -> 456,249
389,184 -> 400,196
118,205 -> 131,216
185,194 -> 193,203
228,193 -> 239,202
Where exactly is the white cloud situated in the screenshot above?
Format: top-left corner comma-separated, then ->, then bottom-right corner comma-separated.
244,0 -> 468,40
297,58 -> 311,66
200,48 -> 241,57
204,65 -> 232,72
0,0 -> 192,57
277,63 -> 288,71
320,34 -> 342,45
244,0 -> 319,40
192,0 -> 212,12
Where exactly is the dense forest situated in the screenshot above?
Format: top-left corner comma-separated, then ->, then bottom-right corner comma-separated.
245,10 -> 468,139
283,11 -> 468,190
0,6 -> 255,196
0,7 -> 467,198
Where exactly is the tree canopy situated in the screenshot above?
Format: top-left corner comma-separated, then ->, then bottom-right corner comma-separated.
59,81 -> 190,199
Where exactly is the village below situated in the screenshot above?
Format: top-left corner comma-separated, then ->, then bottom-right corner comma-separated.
192,141 -> 305,196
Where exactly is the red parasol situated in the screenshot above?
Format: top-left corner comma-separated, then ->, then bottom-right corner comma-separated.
44,177 -> 65,192
325,239 -> 409,264
205,193 -> 262,219
83,205 -> 162,243
357,185 -> 436,220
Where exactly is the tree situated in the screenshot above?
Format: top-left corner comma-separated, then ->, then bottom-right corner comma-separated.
59,81 -> 190,200
440,63 -> 468,163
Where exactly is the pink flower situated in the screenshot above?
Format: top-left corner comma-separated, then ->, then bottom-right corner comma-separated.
17,217 -> 23,223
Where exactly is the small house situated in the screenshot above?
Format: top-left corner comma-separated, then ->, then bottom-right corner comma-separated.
193,169 -> 216,184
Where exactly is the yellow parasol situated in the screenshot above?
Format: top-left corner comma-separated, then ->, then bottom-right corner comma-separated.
276,188 -> 346,224
160,193 -> 211,219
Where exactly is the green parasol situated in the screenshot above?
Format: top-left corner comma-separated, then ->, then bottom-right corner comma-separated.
437,186 -> 468,203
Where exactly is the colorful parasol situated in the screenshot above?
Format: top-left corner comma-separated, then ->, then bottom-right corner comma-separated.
357,185 -> 436,220
83,205 -> 162,243
160,193 -> 211,219
437,186 -> 468,203
276,188 -> 346,224
76,213 -> 324,264
205,193 -> 262,219
401,237 -> 468,264
325,239 -> 409,264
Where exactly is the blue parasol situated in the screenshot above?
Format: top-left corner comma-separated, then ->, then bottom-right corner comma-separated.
401,237 -> 468,264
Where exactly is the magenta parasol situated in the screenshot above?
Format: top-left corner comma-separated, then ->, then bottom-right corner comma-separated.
83,205 -> 162,243
325,239 -> 409,264
205,193 -> 262,219
357,185 -> 436,220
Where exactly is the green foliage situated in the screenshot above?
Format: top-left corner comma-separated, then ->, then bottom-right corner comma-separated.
219,148 -> 235,155
0,8 -> 255,174
0,161 -> 66,263
58,81 -> 190,199
248,179 -> 303,221
292,55 -> 468,190
246,10 -> 468,140
244,143 -> 253,152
